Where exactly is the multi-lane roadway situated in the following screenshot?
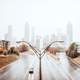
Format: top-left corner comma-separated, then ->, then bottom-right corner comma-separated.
0,51 -> 80,80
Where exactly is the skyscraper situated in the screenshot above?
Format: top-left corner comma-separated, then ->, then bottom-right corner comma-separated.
50,34 -> 57,42
43,35 -> 50,48
5,25 -> 13,41
67,22 -> 73,46
35,36 -> 41,49
24,22 -> 30,42
30,27 -> 35,45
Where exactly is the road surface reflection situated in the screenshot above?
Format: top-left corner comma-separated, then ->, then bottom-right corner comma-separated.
0,51 -> 80,80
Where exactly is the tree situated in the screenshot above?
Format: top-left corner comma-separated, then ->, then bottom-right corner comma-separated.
66,42 -> 80,58
8,47 -> 20,56
18,44 -> 29,52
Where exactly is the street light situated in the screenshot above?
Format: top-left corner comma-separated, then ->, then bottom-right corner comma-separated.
16,40 -> 64,80
41,40 -> 64,58
16,41 -> 40,57
39,40 -> 64,80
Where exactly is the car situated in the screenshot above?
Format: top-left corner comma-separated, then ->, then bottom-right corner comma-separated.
29,68 -> 34,74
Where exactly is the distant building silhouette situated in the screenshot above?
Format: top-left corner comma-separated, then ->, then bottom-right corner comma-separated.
24,22 -> 30,42
67,22 -> 73,46
35,36 -> 41,49
5,25 -> 13,41
50,34 -> 57,42
30,27 -> 35,45
43,35 -> 50,48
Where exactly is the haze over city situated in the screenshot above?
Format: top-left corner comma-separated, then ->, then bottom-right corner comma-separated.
0,0 -> 80,41
0,0 -> 80,80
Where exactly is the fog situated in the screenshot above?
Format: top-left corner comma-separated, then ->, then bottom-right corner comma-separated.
0,0 -> 80,41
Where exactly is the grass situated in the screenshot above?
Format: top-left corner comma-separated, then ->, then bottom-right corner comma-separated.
0,55 -> 19,68
72,56 -> 80,65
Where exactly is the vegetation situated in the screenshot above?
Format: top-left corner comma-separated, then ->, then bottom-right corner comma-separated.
18,44 -> 29,52
66,42 -> 80,58
0,55 -> 18,68
2,47 -> 20,56
8,47 -> 20,56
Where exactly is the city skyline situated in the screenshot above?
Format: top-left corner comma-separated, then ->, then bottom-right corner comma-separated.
0,1 -> 80,80
0,0 -> 80,42
0,21 -> 73,48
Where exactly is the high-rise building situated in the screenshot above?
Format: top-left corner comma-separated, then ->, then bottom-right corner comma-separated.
67,22 -> 73,46
56,33 -> 67,48
43,35 -> 50,48
24,22 -> 30,42
35,36 -> 41,49
30,27 -> 35,45
50,34 -> 57,42
5,25 -> 13,41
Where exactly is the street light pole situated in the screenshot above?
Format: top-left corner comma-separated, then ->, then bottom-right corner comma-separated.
16,40 -> 64,80
39,54 -> 42,80
38,40 -> 64,80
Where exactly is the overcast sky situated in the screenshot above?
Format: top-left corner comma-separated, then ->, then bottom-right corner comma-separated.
0,0 -> 80,41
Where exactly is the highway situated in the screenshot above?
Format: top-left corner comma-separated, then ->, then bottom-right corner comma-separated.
0,51 -> 80,80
